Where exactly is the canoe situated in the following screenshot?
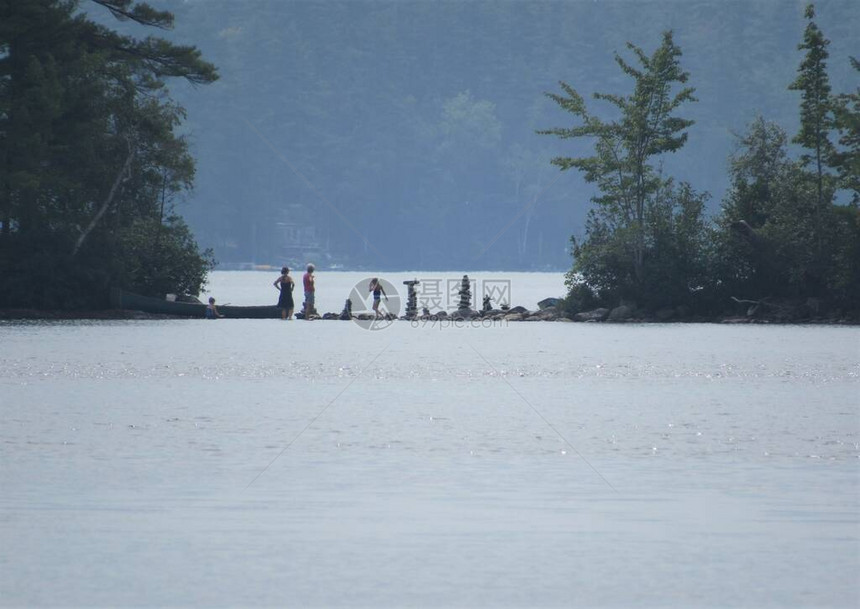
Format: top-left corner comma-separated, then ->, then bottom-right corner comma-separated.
110,288 -> 281,319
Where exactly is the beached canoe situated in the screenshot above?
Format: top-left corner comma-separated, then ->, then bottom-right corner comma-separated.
110,288 -> 281,319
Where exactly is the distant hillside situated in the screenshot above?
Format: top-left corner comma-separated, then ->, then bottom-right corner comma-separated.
84,0 -> 859,270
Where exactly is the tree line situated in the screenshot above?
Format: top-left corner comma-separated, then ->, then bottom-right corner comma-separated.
543,4 -> 859,319
0,0 -> 217,309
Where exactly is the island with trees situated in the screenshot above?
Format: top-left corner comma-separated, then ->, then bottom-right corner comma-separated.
0,2 -> 856,323
542,4 -> 858,323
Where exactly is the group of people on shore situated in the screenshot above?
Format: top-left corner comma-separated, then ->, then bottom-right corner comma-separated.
207,264 -> 389,320
272,264 -> 389,320
273,263 -> 315,320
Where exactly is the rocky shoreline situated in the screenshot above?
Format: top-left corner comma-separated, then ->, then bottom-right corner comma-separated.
8,274 -> 853,324
1,304 -> 856,325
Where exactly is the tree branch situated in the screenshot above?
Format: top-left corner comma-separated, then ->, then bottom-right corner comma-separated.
72,143 -> 135,257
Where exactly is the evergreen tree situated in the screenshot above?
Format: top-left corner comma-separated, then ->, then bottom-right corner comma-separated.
788,3 -> 836,243
831,57 -> 859,204
0,0 -> 218,308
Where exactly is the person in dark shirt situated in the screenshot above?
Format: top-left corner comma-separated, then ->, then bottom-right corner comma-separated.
273,266 -> 295,319
205,297 -> 223,319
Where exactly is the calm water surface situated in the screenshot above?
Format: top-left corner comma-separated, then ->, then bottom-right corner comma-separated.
1,316 -> 858,607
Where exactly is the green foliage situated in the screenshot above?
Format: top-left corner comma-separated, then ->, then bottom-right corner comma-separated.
710,117 -> 793,299
113,214 -> 215,298
789,4 -> 836,170
551,4 -> 859,318
707,5 -> 860,313
559,266 -> 600,317
831,57 -> 860,203
0,0 -> 218,309
788,3 -> 836,257
541,31 -> 703,310
567,179 -> 711,310
712,115 -> 860,312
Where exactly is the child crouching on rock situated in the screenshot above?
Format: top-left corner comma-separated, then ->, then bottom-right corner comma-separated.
206,297 -> 223,319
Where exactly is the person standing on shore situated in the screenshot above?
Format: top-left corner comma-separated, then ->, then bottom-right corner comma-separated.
302,263 -> 316,319
273,266 -> 295,320
368,278 -> 388,319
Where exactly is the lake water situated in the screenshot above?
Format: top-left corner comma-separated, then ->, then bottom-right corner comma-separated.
1,277 -> 858,607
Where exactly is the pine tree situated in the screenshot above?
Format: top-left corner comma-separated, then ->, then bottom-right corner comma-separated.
788,3 -> 836,244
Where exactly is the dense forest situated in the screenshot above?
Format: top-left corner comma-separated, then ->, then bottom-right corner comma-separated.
0,0 -> 218,308
111,0 -> 857,272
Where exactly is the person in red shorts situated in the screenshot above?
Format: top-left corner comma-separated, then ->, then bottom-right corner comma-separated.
302,263 -> 316,319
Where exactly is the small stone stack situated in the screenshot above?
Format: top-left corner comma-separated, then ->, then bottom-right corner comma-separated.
339,298 -> 352,320
458,275 -> 471,310
403,279 -> 420,318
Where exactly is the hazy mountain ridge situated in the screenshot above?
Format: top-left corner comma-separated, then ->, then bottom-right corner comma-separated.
88,0 -> 859,270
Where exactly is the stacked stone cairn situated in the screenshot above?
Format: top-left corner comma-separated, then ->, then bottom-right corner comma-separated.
403,279 -> 420,319
339,298 -> 352,320
458,275 -> 471,310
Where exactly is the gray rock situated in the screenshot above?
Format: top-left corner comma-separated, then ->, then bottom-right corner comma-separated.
573,308 -> 610,322
508,306 -> 529,314
608,305 -> 634,321
482,309 -> 504,317
452,308 -> 479,320
503,313 -> 523,322
538,297 -> 561,310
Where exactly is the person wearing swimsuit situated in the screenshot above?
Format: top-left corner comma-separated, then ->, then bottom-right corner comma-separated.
206,297 -> 223,319
274,266 -> 295,320
368,277 -> 388,319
